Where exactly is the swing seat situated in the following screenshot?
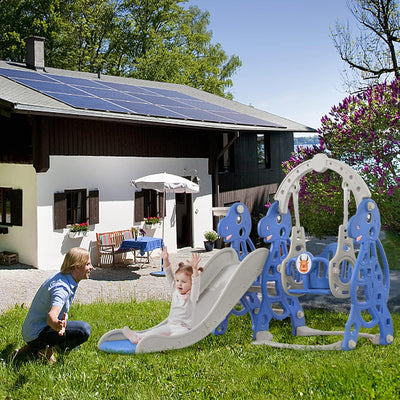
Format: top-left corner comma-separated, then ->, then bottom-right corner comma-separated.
284,253 -> 331,295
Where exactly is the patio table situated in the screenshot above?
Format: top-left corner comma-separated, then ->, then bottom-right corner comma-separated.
116,237 -> 163,264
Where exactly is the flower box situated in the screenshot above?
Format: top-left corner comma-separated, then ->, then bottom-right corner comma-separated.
144,217 -> 162,229
68,231 -> 88,239
68,223 -> 89,238
145,223 -> 161,229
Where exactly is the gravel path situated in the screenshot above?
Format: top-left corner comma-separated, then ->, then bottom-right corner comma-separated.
2,237 -> 399,315
0,247 -> 217,315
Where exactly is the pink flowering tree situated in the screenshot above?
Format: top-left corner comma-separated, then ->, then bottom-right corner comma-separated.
283,78 -> 400,236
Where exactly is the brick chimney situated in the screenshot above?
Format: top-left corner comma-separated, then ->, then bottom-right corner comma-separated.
25,36 -> 45,71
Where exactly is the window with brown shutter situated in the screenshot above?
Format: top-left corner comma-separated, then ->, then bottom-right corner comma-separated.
135,189 -> 165,223
0,188 -> 23,226
53,188 -> 99,230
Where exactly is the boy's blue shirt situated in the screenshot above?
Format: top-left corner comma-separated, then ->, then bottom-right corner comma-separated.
22,272 -> 78,342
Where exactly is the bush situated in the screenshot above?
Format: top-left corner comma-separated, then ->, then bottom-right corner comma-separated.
204,230 -> 219,242
283,79 -> 400,236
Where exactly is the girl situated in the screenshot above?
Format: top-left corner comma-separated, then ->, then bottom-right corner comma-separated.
123,247 -> 202,343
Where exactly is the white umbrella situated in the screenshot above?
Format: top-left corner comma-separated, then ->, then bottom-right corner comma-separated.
131,172 -> 200,194
131,172 -> 200,276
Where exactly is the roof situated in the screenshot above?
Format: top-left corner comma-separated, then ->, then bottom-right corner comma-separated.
0,61 -> 315,133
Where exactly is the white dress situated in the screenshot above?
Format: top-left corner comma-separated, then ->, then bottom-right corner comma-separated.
143,267 -> 200,337
123,267 -> 201,342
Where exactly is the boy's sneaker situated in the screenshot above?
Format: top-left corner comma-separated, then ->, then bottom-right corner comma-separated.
37,346 -> 56,365
12,344 -> 32,360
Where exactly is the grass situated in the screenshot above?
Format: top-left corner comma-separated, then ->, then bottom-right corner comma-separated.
381,230 -> 400,270
1,300 -> 399,399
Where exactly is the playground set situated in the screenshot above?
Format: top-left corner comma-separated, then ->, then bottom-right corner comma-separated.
98,154 -> 393,353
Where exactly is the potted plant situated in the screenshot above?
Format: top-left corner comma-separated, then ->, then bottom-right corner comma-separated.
144,216 -> 161,228
204,230 -> 219,251
132,227 -> 146,240
68,223 -> 89,238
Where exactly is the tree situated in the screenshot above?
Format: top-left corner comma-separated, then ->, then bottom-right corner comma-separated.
283,78 -> 400,235
130,5 -> 241,98
0,0 -> 241,98
331,0 -> 400,90
319,78 -> 400,231
282,0 -> 400,237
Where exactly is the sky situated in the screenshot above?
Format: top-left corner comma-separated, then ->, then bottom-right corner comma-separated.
186,0 -> 354,133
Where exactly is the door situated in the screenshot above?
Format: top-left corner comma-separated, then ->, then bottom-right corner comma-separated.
175,192 -> 193,248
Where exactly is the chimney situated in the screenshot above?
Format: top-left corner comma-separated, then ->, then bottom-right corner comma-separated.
25,36 -> 46,71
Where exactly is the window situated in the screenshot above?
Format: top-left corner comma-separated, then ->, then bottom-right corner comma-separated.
134,189 -> 165,223
66,189 -> 86,225
218,132 -> 236,172
0,187 -> 22,226
257,134 -> 271,169
54,189 -> 99,230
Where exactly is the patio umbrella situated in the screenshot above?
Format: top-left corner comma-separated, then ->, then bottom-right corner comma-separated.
131,172 -> 200,276
132,172 -> 200,194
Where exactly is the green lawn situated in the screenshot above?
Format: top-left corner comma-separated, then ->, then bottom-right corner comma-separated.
1,300 -> 399,399
381,230 -> 400,270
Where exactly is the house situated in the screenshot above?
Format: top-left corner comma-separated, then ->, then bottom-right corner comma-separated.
0,37 -> 315,270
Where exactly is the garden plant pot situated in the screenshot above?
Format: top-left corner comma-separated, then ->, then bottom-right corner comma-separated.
204,240 -> 214,251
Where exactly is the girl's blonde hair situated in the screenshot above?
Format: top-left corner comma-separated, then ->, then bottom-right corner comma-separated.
176,262 -> 203,277
61,247 -> 90,274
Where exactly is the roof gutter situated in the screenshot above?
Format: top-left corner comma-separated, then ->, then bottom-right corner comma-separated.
11,104 -> 285,132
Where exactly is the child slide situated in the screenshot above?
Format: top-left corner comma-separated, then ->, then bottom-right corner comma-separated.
98,247 -> 268,354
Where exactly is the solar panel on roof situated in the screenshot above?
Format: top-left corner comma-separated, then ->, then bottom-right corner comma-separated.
141,87 -> 198,100
98,81 -> 159,95
16,78 -> 86,96
110,100 -> 186,118
0,67 -> 283,127
127,93 -> 189,108
82,87 -> 140,101
0,68 -> 54,82
50,93 -> 131,113
50,75 -> 102,86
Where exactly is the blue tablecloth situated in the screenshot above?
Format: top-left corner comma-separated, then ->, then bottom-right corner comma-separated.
117,237 -> 163,256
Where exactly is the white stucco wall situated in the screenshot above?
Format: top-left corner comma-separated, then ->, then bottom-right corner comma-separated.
32,155 -> 212,270
0,163 -> 38,267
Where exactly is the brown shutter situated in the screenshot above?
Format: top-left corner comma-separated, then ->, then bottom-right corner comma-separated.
135,191 -> 144,222
10,189 -> 23,226
54,192 -> 67,230
159,192 -> 165,217
88,189 -> 99,225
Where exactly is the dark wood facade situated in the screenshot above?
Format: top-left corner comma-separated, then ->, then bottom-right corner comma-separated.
1,112 -> 293,216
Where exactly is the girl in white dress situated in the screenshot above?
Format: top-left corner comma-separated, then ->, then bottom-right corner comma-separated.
123,247 -> 202,343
